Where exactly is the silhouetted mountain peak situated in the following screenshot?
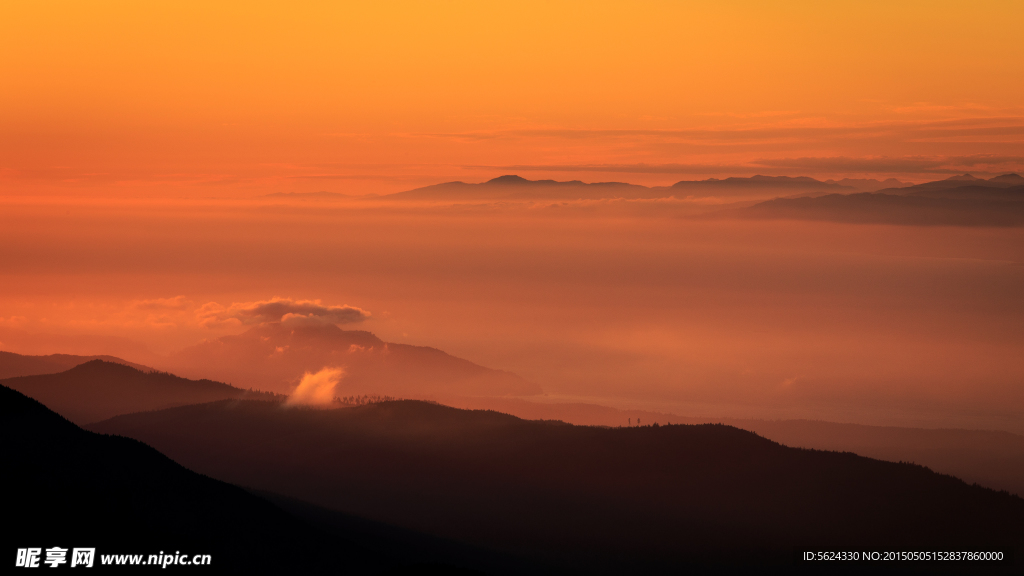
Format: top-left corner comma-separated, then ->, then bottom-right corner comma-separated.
945,174 -> 983,181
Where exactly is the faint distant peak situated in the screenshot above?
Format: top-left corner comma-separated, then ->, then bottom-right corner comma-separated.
823,178 -> 911,192
671,175 -> 844,188
482,175 -> 596,186
945,174 -> 983,181
990,173 -> 1024,183
486,175 -> 531,185
68,358 -> 133,371
748,175 -> 819,183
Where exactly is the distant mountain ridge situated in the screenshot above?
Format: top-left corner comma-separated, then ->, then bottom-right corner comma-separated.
275,173 -> 1023,203
671,174 -> 852,193
0,360 -> 280,424
0,350 -> 153,379
386,174 -> 653,201
737,174 -> 1024,226
881,173 -> 1024,194
825,177 -> 911,191
165,322 -> 539,397
386,174 -> 856,201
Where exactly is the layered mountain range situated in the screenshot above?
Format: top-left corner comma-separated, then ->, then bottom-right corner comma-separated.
383,174 -> 868,201
4,352 -> 1023,498
5,352 -> 1024,573
740,173 -> 1024,226
264,172 -> 1024,226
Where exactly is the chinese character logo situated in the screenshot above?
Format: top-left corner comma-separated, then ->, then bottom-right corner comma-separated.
44,547 -> 68,568
15,548 -> 41,568
71,548 -> 95,568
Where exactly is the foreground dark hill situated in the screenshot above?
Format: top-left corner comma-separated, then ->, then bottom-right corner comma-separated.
1,360 -> 279,424
91,400 -> 1024,574
0,350 -> 152,379
723,419 -> 1024,498
0,384 -> 381,574
445,397 -> 1024,497
165,322 -> 538,397
4,384 -> 539,575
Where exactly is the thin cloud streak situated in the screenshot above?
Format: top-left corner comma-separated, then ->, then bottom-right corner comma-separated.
418,117 -> 1024,144
470,155 -> 1024,177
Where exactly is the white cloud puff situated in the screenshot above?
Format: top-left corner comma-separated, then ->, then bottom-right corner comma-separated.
286,366 -> 344,406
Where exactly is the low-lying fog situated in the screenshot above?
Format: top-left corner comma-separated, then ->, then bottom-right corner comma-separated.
1,196 -> 1022,432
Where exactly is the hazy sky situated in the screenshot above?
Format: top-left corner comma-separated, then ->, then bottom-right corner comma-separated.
2,2 -> 1022,432
2,1 -> 1023,196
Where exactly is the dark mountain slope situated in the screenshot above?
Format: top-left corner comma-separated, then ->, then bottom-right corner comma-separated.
1,359 -> 280,424
0,384 -> 380,574
714,418 -> 1024,498
444,396 -> 1024,497
0,350 -> 152,379
91,399 -> 1024,574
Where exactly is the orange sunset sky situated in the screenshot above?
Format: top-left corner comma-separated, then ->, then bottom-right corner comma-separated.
3,0 -> 1023,196
2,2 -> 1024,435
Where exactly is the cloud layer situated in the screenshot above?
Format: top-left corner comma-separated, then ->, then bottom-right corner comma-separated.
198,298 -> 370,329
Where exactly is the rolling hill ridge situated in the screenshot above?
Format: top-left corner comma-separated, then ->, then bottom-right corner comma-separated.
90,399 -> 1024,574
0,360 -> 280,424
